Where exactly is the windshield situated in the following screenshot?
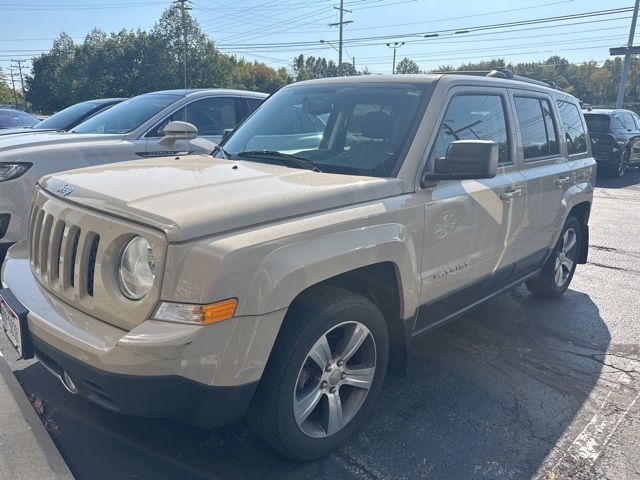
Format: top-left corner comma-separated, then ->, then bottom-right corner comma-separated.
37,101 -> 108,131
0,109 -> 39,128
73,93 -> 179,134
584,114 -> 611,133
219,82 -> 430,177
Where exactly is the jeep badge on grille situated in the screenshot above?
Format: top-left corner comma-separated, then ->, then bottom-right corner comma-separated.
57,185 -> 74,197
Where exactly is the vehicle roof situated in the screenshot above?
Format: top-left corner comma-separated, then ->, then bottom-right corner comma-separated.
288,73 -> 574,98
582,108 -> 632,116
146,88 -> 268,98
82,98 -> 127,104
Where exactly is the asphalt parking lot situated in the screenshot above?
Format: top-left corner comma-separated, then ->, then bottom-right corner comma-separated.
2,169 -> 640,480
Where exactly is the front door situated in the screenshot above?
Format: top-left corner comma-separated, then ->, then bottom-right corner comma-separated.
415,88 -> 525,332
144,96 -> 241,156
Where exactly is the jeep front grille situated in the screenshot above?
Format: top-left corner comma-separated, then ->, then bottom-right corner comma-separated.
26,187 -> 166,331
29,205 -> 98,297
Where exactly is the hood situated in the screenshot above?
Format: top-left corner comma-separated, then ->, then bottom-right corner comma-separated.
40,155 -> 405,242
0,131 -> 125,154
0,127 -> 55,136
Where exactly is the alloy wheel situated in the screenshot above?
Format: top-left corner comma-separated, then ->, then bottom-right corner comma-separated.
554,227 -> 578,287
293,321 -> 377,438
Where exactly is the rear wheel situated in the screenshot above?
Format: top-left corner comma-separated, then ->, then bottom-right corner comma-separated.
526,216 -> 581,299
612,152 -> 626,178
247,286 -> 389,460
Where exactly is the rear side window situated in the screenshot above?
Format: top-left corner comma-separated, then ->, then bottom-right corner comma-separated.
556,100 -> 588,155
514,96 -> 559,161
430,94 -> 510,165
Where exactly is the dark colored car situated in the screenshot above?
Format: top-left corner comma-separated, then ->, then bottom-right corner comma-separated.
0,98 -> 126,136
0,109 -> 39,129
583,108 -> 640,177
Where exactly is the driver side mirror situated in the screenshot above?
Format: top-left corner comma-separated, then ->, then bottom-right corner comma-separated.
159,121 -> 198,145
422,140 -> 498,186
221,128 -> 233,142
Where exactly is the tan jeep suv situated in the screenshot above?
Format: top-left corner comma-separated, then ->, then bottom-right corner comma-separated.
1,71 -> 595,460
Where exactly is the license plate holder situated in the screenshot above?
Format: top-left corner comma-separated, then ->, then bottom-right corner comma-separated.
0,288 -> 34,359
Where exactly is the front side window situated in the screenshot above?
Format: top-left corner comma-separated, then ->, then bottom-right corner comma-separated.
556,100 -> 587,155
73,93 -> 180,134
430,94 -> 510,165
150,97 -> 238,137
514,96 -> 559,161
612,114 -> 628,131
219,83 -> 431,177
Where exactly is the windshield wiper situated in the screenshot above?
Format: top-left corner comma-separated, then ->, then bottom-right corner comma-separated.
236,150 -> 322,172
212,144 -> 230,159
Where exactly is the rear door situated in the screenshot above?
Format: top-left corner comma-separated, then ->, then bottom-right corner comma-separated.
416,87 -> 526,329
510,90 -> 568,261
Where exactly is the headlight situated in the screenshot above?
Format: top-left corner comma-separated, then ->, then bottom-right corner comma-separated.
117,236 -> 156,300
0,163 -> 32,182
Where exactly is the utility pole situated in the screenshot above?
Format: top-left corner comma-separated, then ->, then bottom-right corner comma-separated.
612,0 -> 640,108
386,42 -> 405,74
173,0 -> 191,91
10,59 -> 27,109
329,0 -> 353,76
9,70 -> 18,107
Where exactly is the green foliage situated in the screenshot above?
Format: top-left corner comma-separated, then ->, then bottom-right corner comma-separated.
0,67 -> 18,105
433,55 -> 640,106
395,57 -> 421,74
25,4 -> 290,112
292,54 -> 361,81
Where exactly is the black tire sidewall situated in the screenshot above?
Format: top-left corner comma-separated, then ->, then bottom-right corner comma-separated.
271,293 -> 389,460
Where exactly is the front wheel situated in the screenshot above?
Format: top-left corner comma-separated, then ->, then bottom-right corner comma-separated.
612,153 -> 626,178
247,286 -> 389,460
526,216 -> 581,299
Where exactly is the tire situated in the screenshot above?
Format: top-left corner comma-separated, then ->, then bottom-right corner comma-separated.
526,216 -> 581,299
611,152 -> 626,178
247,285 -> 389,460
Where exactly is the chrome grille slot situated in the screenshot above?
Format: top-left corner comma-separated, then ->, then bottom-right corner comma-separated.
86,234 -> 100,297
31,208 -> 45,272
68,228 -> 80,289
39,214 -> 54,278
49,220 -> 66,284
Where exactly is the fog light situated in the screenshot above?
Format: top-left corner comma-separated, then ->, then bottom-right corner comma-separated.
152,298 -> 238,325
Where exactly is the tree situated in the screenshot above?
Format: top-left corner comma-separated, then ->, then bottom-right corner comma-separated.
0,67 -> 17,105
292,55 -> 361,81
395,57 -> 421,74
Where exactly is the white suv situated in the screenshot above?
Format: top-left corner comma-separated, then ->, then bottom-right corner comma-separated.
0,89 -> 267,263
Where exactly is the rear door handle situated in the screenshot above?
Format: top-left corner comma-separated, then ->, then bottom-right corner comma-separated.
554,176 -> 571,187
500,188 -> 523,200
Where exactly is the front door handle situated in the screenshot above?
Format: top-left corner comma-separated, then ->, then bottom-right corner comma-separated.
500,188 -> 523,201
554,176 -> 571,187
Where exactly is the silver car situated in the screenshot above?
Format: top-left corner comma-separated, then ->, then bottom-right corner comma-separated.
0,89 -> 267,262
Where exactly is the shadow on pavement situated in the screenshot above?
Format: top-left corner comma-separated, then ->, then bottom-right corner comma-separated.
595,167 -> 640,189
14,285 -> 609,480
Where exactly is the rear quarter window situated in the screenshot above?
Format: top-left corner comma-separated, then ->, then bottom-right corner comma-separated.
556,100 -> 588,155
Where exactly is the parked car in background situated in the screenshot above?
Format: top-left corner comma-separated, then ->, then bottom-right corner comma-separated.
0,98 -> 126,136
1,72 -> 594,460
0,109 -> 39,129
0,88 -> 267,263
583,108 -> 640,177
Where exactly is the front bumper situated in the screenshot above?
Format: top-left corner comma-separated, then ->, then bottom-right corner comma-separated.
32,336 -> 257,427
2,240 -> 286,426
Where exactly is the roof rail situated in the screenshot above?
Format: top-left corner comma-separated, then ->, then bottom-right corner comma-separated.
433,67 -> 559,89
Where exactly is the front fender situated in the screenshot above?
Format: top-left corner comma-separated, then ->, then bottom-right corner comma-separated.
247,223 -> 420,317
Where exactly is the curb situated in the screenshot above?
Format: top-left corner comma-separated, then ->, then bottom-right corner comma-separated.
0,351 -> 74,479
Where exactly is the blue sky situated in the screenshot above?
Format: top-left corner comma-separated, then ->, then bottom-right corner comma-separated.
0,0 -> 637,80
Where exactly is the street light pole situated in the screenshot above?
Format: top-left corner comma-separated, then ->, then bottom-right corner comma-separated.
386,42 -> 405,74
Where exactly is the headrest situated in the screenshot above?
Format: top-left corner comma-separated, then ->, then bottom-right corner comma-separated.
360,111 -> 393,139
